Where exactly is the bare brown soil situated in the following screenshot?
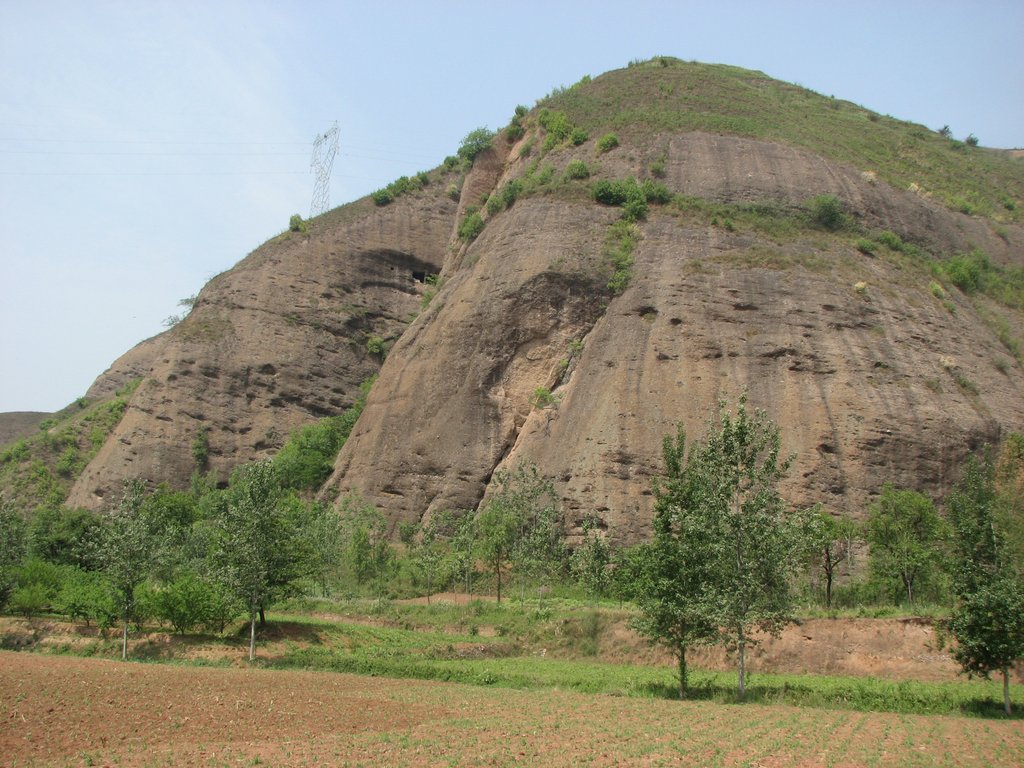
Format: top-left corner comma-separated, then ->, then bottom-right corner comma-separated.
596,615 -> 966,683
3,651 -> 1022,767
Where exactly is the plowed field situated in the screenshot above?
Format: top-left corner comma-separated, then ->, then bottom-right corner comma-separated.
3,652 -> 1022,767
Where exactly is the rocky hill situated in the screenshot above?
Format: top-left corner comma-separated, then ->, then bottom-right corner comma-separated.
7,59 -> 1023,542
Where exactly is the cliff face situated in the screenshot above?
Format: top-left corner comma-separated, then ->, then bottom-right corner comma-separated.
55,60 -> 1024,541
67,192 -> 456,507
325,131 -> 1024,541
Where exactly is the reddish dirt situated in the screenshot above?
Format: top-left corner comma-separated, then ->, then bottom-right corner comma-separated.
595,615 -> 972,683
3,652 -> 1022,767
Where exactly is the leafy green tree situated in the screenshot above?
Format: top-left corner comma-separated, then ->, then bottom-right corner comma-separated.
299,501 -> 344,597
457,127 -> 495,163
947,450 -> 1024,714
638,399 -> 801,698
98,480 -> 158,659
55,567 -> 115,628
866,485 -> 949,604
9,582 -> 49,618
570,514 -> 612,600
800,505 -> 859,609
407,512 -> 454,604
702,398 -> 802,697
212,461 -> 302,660
150,571 -> 224,634
632,427 -> 720,696
448,510 -> 478,597
339,493 -> 393,601
0,499 -> 26,608
476,463 -> 563,603
29,505 -> 102,570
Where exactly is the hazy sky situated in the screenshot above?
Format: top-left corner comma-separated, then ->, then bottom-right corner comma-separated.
2,0 -> 1022,413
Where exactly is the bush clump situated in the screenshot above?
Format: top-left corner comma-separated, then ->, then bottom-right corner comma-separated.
596,133 -> 619,153
564,159 -> 591,180
458,208 -> 485,241
593,177 -> 672,221
485,179 -> 524,216
640,179 -> 672,204
807,194 -> 846,230
458,128 -> 495,163
604,220 -> 639,294
371,173 -> 430,207
288,214 -> 306,233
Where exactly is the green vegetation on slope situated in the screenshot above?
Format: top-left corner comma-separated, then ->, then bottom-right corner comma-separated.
0,380 -> 141,514
541,57 -> 1023,222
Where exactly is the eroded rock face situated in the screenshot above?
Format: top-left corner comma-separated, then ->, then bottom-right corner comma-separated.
66,124 -> 1023,541
326,134 -> 1024,542
67,192 -> 455,508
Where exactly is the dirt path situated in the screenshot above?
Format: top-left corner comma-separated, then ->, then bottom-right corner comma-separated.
3,652 -> 1022,767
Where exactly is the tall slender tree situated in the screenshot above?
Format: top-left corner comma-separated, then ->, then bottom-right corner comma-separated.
632,427 -> 719,697
947,449 -> 1024,715
98,479 -> 156,660
212,461 -> 299,661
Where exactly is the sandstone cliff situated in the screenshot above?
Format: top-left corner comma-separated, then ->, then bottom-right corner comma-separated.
49,59 -> 1023,543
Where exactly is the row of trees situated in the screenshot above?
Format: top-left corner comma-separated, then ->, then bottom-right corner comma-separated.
630,397 -> 1023,712
1,396 -> 1021,710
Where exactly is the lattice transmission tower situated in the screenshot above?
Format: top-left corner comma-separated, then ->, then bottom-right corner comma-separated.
309,121 -> 339,218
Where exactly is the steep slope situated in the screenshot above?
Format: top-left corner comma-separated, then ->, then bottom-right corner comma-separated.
66,185 -> 457,508
26,58 -> 1022,542
326,61 -> 1024,541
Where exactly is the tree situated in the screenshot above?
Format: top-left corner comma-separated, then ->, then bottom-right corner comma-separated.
0,499 -> 26,609
637,398 -> 802,698
212,460 -> 301,661
947,450 -> 1024,714
298,501 -> 344,597
632,427 -> 720,697
408,512 -> 454,604
339,493 -> 393,602
98,480 -> 157,660
865,485 -> 948,604
701,398 -> 802,697
457,127 -> 494,163
29,505 -> 102,570
449,510 -> 478,598
571,514 -> 612,600
476,463 -> 563,603
801,505 -> 859,609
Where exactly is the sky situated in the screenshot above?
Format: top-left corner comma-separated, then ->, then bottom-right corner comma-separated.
1,0 -> 1022,413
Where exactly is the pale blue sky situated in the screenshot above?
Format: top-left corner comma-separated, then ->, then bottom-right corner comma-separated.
2,0 -> 1021,413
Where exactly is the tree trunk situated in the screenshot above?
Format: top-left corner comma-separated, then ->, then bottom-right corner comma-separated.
121,620 -> 128,661
824,559 -> 834,610
737,628 -> 746,699
1004,667 -> 1012,716
258,605 -> 266,626
677,644 -> 688,699
249,612 -> 257,662
496,563 -> 502,604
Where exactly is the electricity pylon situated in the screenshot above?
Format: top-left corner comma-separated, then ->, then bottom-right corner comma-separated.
309,121 -> 339,218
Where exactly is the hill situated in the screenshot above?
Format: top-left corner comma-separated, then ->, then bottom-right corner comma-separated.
4,58 -> 1023,542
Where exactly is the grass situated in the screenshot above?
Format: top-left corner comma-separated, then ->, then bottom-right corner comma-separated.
267,643 -> 1021,718
12,597 -> 1023,719
541,58 -> 1024,223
